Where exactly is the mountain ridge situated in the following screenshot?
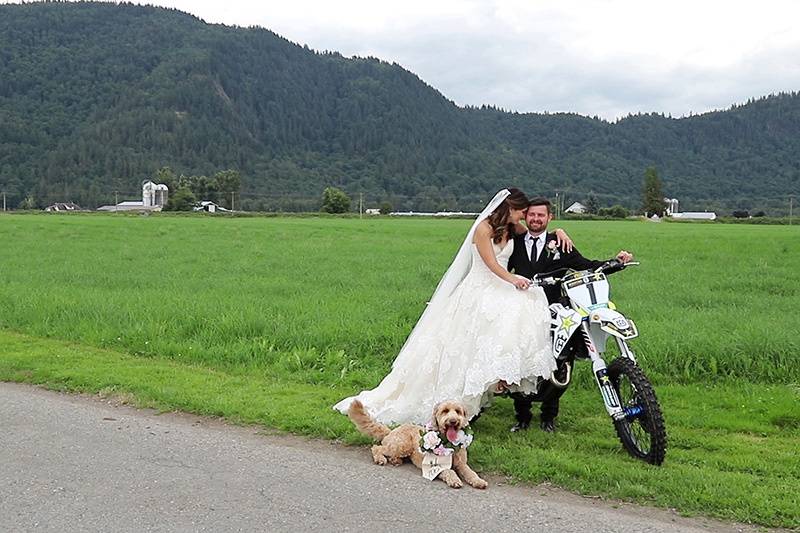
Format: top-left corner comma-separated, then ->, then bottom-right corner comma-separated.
1,1 -> 798,213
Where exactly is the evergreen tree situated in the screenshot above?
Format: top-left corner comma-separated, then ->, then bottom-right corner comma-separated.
586,193 -> 599,215
641,167 -> 666,216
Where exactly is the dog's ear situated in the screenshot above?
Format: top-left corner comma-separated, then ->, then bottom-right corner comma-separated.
458,403 -> 470,427
430,402 -> 442,431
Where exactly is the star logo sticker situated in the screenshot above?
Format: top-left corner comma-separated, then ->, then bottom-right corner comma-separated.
560,315 -> 575,332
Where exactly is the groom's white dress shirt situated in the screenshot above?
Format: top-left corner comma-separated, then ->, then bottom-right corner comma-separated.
526,232 -> 546,262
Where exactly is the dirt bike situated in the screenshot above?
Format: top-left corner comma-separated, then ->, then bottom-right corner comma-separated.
531,260 -> 667,465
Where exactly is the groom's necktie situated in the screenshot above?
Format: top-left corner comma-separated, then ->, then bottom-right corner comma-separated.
530,235 -> 539,262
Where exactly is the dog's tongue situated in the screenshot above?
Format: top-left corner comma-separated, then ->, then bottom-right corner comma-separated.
446,427 -> 459,443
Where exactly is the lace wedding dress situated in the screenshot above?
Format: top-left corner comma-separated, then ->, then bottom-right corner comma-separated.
334,236 -> 556,425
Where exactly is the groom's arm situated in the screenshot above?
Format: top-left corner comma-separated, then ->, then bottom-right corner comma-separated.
558,246 -> 606,271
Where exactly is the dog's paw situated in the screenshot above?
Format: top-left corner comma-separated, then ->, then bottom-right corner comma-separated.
471,478 -> 488,489
388,456 -> 403,466
446,478 -> 463,489
373,456 -> 387,466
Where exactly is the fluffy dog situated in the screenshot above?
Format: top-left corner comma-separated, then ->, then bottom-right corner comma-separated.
348,399 -> 488,489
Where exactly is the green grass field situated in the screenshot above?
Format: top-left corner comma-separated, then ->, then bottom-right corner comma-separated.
1,213 -> 798,527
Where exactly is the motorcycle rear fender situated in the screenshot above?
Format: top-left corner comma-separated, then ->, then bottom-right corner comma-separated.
589,308 -> 638,340
550,303 -> 583,358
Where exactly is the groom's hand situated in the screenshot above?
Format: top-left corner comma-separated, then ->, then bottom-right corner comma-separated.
616,250 -> 633,263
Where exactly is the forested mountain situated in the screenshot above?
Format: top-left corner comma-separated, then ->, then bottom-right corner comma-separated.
1,1 -> 799,213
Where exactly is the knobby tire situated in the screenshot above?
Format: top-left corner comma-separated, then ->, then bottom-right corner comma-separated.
607,357 -> 667,466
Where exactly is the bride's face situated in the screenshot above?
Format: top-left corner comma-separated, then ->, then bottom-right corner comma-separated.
509,207 -> 525,224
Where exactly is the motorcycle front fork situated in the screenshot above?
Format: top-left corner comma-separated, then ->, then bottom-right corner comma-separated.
580,323 -> 631,421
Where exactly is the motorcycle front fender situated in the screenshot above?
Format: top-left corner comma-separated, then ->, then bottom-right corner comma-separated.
590,308 -> 638,340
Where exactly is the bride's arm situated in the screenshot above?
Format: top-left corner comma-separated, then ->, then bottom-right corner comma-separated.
473,223 -> 530,290
551,228 -> 574,253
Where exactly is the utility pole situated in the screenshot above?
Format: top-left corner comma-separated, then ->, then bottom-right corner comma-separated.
359,192 -> 363,218
790,195 -> 794,225
114,191 -> 119,212
2,191 -> 5,212
554,191 -> 560,219
231,191 -> 235,212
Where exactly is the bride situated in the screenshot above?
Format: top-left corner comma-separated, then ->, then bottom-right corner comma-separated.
334,188 -> 568,424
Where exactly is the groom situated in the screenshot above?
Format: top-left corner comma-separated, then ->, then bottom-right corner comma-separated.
507,197 -> 633,432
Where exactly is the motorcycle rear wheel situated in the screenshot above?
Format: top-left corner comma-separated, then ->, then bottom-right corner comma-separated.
607,357 -> 667,465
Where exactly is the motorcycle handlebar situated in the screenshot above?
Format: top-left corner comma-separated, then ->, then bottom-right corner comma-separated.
529,260 -> 638,287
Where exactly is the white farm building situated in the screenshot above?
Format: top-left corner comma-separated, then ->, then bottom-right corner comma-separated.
98,180 -> 169,212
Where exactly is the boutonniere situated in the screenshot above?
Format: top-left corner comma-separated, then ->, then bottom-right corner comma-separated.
546,240 -> 560,260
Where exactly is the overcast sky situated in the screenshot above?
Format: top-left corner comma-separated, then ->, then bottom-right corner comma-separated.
5,0 -> 800,120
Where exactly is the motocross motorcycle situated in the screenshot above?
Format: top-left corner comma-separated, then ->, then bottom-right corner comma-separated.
532,260 -> 667,465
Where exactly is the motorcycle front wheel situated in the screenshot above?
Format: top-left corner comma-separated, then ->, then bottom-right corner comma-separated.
607,357 -> 667,465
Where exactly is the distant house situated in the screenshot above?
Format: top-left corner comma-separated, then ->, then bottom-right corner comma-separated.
365,208 -> 381,215
670,212 -> 717,221
389,211 -> 479,217
193,201 -> 229,213
434,211 -> 479,217
97,201 -> 160,212
97,180 -> 169,212
44,202 -> 81,212
564,202 -> 588,214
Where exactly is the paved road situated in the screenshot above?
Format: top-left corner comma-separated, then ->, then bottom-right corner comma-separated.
0,382 -> 759,533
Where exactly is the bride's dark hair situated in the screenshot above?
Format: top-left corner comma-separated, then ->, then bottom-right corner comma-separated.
487,188 -> 528,244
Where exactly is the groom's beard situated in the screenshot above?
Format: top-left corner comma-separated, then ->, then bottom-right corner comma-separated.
527,222 -> 548,235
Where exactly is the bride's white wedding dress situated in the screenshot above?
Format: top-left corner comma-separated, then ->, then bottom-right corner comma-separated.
334,237 -> 556,425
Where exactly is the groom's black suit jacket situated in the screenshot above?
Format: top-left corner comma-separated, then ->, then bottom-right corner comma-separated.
506,230 -> 608,426
507,231 -> 606,303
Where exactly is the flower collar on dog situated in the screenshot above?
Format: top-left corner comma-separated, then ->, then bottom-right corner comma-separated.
419,423 -> 473,456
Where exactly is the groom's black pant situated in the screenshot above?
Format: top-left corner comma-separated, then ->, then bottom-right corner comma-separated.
511,382 -> 567,425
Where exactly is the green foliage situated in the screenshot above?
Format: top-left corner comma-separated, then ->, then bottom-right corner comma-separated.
0,3 -> 799,214
0,214 -> 798,385
379,201 -> 393,215
641,167 -> 666,216
165,185 -> 196,211
585,193 -> 599,214
597,204 -> 630,218
156,167 -> 240,210
154,167 -> 178,190
18,195 -> 36,210
320,187 -> 351,213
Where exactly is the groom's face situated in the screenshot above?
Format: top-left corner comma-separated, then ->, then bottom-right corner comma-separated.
526,205 -> 552,234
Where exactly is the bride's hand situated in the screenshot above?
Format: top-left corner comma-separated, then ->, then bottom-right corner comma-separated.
511,276 -> 530,290
554,228 -> 574,253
